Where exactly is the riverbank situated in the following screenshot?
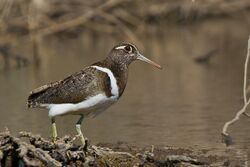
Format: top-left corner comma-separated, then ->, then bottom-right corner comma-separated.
0,130 -> 245,167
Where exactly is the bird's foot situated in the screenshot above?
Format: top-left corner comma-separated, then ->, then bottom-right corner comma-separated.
80,138 -> 88,152
75,124 -> 87,147
75,134 -> 88,150
75,134 -> 81,138
51,136 -> 59,144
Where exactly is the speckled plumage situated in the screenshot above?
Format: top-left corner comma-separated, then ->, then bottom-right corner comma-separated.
27,43 -> 161,146
27,43 -> 161,116
28,66 -> 112,108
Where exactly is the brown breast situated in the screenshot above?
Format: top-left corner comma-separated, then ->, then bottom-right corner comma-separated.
92,61 -> 128,97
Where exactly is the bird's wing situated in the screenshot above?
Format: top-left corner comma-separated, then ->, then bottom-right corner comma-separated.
28,67 -> 111,108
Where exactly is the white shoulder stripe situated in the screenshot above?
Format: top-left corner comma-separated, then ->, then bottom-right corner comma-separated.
91,65 -> 119,97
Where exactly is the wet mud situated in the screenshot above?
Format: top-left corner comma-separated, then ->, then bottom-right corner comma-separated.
0,130 -> 245,167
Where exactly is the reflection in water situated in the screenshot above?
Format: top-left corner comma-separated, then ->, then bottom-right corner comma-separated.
0,19 -> 250,154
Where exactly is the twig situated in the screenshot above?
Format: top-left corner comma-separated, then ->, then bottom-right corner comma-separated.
112,8 -> 142,27
0,0 -> 13,19
222,36 -> 250,138
84,21 -> 114,33
222,99 -> 250,136
14,139 -> 61,167
243,37 -> 250,117
166,155 -> 202,165
33,0 -> 130,36
0,131 -> 62,167
27,1 -> 41,66
98,11 -> 143,49
91,145 -> 135,158
243,38 -> 250,103
243,112 -> 250,117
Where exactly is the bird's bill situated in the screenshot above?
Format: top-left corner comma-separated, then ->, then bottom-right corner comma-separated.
137,53 -> 162,69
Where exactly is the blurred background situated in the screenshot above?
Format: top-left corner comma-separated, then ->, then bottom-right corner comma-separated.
0,0 -> 250,155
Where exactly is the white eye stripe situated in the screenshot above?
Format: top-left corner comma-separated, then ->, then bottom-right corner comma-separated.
115,45 -> 126,50
115,45 -> 133,53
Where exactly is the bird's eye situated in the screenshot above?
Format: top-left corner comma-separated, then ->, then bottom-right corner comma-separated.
124,45 -> 132,53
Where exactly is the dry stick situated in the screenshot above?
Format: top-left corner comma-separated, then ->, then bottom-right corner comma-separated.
243,39 -> 250,103
0,0 -> 7,11
243,36 -> 250,117
91,145 -> 135,158
33,0 -> 130,37
113,8 -> 142,27
0,0 -> 13,19
15,140 -> 61,167
84,22 -> 114,33
222,36 -> 250,136
222,99 -> 250,136
97,11 -> 143,49
27,1 -> 41,66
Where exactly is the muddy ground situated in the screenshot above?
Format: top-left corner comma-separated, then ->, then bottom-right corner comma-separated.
0,130 -> 245,167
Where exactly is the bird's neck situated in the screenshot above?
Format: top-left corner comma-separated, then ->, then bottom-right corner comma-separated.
93,59 -> 128,97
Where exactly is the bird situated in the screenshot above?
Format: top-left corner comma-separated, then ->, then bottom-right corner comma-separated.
194,48 -> 218,64
27,43 -> 161,147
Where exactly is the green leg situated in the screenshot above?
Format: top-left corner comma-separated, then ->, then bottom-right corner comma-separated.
51,118 -> 58,142
75,115 -> 86,146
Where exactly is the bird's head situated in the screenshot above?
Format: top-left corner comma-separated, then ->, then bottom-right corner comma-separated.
107,43 -> 162,69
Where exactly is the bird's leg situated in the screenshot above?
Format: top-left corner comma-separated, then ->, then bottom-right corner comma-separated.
75,115 -> 86,146
51,118 -> 58,142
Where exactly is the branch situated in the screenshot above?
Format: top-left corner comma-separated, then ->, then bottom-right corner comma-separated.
243,37 -> 250,103
243,36 -> 250,117
222,99 -> 250,136
33,0 -> 130,36
221,35 -> 250,144
97,11 -> 143,49
91,145 -> 135,158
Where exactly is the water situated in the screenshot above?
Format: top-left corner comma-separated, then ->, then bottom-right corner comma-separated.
0,18 -> 250,154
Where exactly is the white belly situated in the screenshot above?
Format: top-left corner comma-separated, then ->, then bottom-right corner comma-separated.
48,65 -> 120,118
48,94 -> 118,117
